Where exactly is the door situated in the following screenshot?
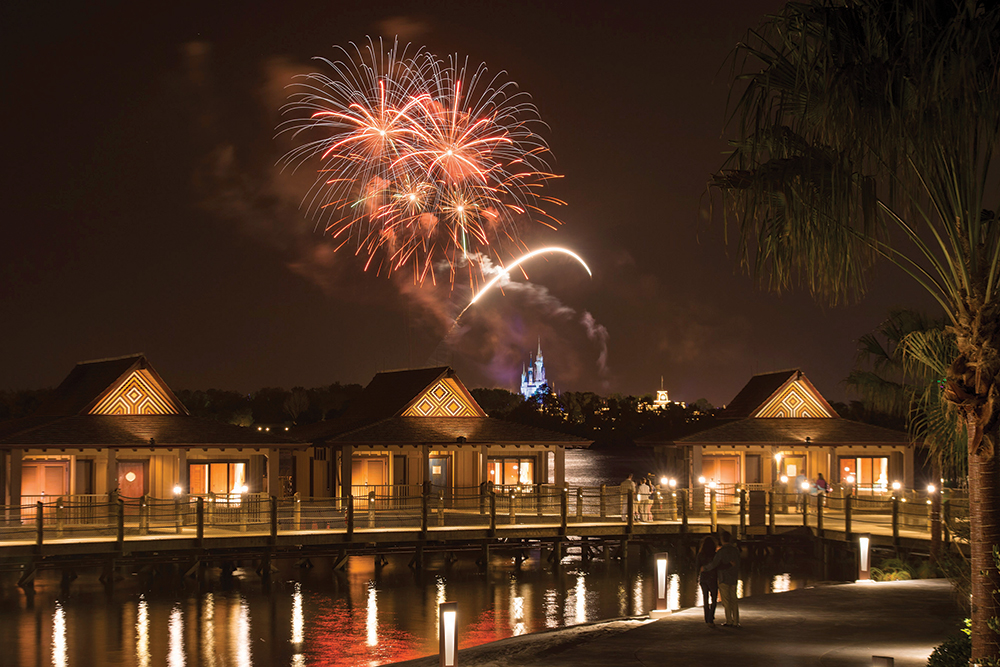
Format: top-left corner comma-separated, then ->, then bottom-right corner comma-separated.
428,456 -> 452,498
21,461 -> 69,497
117,461 -> 147,498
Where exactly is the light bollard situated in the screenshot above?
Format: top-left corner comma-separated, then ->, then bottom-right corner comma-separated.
439,601 -> 459,667
650,552 -> 670,619
857,533 -> 872,581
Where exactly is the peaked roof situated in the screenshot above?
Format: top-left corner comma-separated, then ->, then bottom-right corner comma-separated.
34,354 -> 189,417
292,367 -> 481,440
719,369 -> 835,420
293,366 -> 588,447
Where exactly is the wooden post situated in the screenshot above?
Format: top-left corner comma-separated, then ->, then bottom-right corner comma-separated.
845,493 -> 853,538
269,496 -> 278,545
816,493 -> 824,536
767,491 -> 775,535
174,496 -> 182,534
369,489 -> 377,529
509,489 -> 517,525
626,490 -> 634,534
116,498 -> 125,551
560,488 -> 568,535
600,484 -> 607,518
739,489 -> 746,538
196,497 -> 204,547
681,489 -> 688,532
536,486 -> 544,518
56,497 -> 65,539
346,495 -> 355,539
421,483 -> 430,534
36,501 -> 44,550
293,493 -> 302,531
576,487 -> 584,522
139,495 -> 149,535
802,493 -> 809,527
489,490 -> 497,537
892,496 -> 900,550
709,488 -> 717,532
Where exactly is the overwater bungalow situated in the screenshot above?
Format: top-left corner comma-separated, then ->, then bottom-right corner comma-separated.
644,369 -> 915,495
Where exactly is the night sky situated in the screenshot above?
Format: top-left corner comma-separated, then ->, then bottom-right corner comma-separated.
1,1 -> 938,406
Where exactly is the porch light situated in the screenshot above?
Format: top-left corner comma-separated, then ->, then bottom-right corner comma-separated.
650,552 -> 670,618
800,481 -> 810,491
857,533 -> 872,581
698,476 -> 706,485
780,475 -> 789,484
927,484 -> 936,494
708,480 -> 717,489
774,452 -> 783,462
660,476 -> 669,486
668,479 -> 676,488
240,485 -> 249,494
846,474 -> 856,484
891,481 -> 901,491
173,486 -> 182,496
439,601 -> 458,667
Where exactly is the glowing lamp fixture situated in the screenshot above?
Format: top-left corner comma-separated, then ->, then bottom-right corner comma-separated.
780,475 -> 789,484
650,552 -> 670,619
891,481 -> 902,491
927,484 -> 936,494
660,476 -> 669,486
774,452 -> 783,462
846,474 -> 856,484
439,601 -> 458,667
708,480 -> 717,489
801,481 -> 811,491
698,476 -> 706,485
668,479 -> 677,488
173,486 -> 183,496
857,533 -> 872,581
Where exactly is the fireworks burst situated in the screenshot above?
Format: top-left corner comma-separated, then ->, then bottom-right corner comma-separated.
279,37 -> 563,284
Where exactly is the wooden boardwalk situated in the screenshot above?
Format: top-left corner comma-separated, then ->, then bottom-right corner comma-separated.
0,487 -> 963,589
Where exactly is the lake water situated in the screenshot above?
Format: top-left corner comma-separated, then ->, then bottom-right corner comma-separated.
0,449 -> 816,667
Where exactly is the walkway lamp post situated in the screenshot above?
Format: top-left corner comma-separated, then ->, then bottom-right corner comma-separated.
651,552 -> 670,618
439,601 -> 458,667
858,533 -> 872,581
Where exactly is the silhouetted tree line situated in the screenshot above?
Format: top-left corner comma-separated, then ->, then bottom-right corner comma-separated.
471,386 -> 719,449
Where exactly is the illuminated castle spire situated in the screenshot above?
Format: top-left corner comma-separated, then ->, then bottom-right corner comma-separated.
520,339 -> 549,398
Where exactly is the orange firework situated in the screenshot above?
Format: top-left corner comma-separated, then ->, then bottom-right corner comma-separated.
279,37 -> 562,284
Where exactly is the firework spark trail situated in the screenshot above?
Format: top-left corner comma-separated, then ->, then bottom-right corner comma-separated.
278,37 -> 563,284
456,246 -> 593,320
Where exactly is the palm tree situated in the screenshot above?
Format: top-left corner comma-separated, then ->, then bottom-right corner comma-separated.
846,308 -> 964,562
711,0 -> 999,657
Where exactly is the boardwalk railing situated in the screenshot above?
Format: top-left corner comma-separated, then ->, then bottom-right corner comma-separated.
0,485 -> 966,549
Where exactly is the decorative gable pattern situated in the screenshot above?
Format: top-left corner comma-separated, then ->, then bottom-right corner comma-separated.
89,369 -> 180,415
402,378 -> 484,417
753,380 -> 835,418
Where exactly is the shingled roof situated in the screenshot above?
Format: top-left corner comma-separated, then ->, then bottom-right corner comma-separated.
668,418 -> 910,446
1,355 -> 296,449
33,354 -> 188,416
0,415 -> 298,449
293,366 -> 589,448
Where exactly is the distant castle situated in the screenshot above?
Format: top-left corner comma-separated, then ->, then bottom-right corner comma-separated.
520,340 -> 549,398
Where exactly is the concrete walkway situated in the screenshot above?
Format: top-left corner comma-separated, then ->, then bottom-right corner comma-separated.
389,579 -> 965,667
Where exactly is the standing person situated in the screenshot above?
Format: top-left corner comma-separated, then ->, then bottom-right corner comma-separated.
705,531 -> 741,627
697,535 -> 720,626
620,473 -> 636,520
637,477 -> 652,521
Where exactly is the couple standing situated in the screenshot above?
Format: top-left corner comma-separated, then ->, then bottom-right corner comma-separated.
697,532 -> 741,627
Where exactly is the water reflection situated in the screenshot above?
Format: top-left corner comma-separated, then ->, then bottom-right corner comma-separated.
4,551 -> 815,667
233,596 -> 251,667
366,582 -> 378,647
201,593 -> 217,667
136,597 -> 150,667
169,603 -> 184,667
52,601 -> 66,667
